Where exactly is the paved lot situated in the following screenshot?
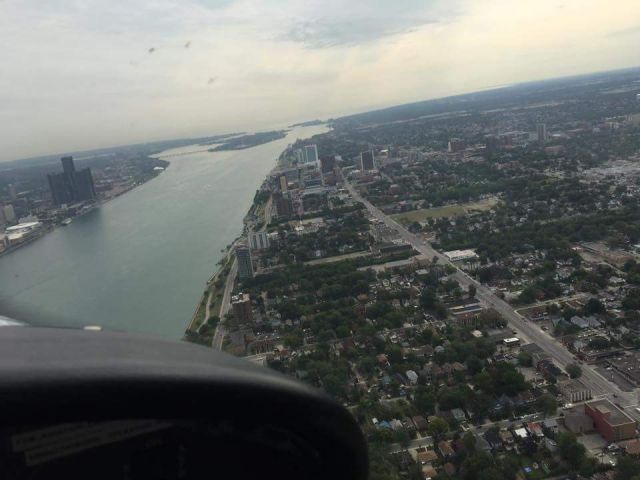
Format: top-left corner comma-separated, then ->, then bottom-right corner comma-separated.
594,365 -> 636,392
580,433 -> 608,452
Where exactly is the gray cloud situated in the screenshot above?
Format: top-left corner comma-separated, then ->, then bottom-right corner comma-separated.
280,0 -> 455,48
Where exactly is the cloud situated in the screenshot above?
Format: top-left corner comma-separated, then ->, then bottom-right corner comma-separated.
0,0 -> 639,161
279,0 -> 456,48
282,17 -> 430,48
607,25 -> 640,37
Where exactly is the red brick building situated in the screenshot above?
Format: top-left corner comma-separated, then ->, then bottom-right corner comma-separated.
584,399 -> 637,442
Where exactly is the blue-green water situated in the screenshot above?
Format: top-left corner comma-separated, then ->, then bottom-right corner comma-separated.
0,125 -> 327,338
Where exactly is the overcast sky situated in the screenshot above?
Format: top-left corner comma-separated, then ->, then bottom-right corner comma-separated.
1,0 -> 639,162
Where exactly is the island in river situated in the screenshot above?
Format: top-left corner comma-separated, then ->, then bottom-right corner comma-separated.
208,130 -> 287,152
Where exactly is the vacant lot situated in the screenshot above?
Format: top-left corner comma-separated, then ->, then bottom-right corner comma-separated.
392,197 -> 498,225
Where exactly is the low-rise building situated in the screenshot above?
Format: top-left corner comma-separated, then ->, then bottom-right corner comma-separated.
558,377 -> 592,403
585,399 -> 637,442
603,353 -> 640,386
443,249 -> 478,262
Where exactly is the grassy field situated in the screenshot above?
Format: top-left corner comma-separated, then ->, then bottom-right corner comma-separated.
392,197 -> 498,225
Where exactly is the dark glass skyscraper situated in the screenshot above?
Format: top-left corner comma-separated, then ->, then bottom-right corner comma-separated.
47,156 -> 96,205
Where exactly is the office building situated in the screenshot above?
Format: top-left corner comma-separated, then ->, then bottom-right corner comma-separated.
236,245 -> 254,280
249,231 -> 270,251
537,123 -> 547,144
8,184 -> 17,200
360,150 -> 375,171
584,399 -> 636,442
231,293 -> 253,324
3,204 -> 16,224
47,156 -> 96,206
304,145 -> 319,164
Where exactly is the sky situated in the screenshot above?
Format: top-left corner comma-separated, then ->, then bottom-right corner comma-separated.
1,0 -> 639,162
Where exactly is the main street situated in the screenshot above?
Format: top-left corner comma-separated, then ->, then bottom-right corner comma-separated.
343,177 -> 639,418
211,258 -> 237,351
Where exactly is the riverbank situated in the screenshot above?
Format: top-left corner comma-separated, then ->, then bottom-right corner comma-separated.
0,124 -> 328,338
0,166 -> 169,259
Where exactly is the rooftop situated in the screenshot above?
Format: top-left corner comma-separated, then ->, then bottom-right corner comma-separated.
586,399 -> 636,426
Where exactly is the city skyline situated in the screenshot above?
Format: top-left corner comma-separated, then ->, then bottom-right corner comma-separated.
1,0 -> 640,162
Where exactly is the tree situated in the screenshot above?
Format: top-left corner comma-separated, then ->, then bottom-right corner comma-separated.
566,363 -> 582,379
468,284 -> 477,299
557,432 -> 586,470
588,337 -> 610,350
584,298 -> 605,315
427,417 -> 449,440
536,393 -> 557,416
284,333 -> 303,349
462,431 -> 476,453
615,456 -> 640,480
394,429 -> 411,450
517,351 -> 533,367
414,389 -> 436,415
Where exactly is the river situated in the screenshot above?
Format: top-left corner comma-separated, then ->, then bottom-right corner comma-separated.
0,125 -> 328,338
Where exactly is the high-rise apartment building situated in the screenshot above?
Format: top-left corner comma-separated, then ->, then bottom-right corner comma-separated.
537,123 -> 547,144
447,138 -> 466,153
249,231 -> 270,251
320,156 -> 336,174
3,205 -> 16,224
304,145 -> 319,164
279,175 -> 288,193
236,245 -> 254,280
360,150 -> 375,171
231,293 -> 253,324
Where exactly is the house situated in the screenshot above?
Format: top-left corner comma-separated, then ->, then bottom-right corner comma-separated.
499,430 -> 515,450
406,370 -> 419,385
513,428 -> 529,440
493,394 -> 514,412
416,449 -> 439,464
451,408 -> 467,423
378,420 -> 392,430
618,438 -> 640,456
422,465 -> 438,479
438,440 -> 455,458
376,354 -> 389,366
443,462 -> 456,477
483,428 -> 503,450
451,362 -> 466,373
474,434 -> 492,452
542,418 -> 559,433
412,416 -> 429,432
526,422 -> 544,438
413,345 -> 434,358
389,419 -> 404,431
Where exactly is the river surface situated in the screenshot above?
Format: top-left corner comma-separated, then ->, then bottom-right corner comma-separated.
0,125 -> 328,338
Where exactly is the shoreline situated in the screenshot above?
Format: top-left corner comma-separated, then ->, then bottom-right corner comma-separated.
0,164 -> 169,259
183,145 -> 295,345
183,125 -> 329,345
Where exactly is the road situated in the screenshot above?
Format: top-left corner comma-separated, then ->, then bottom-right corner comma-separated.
343,177 -> 639,418
211,258 -> 237,350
